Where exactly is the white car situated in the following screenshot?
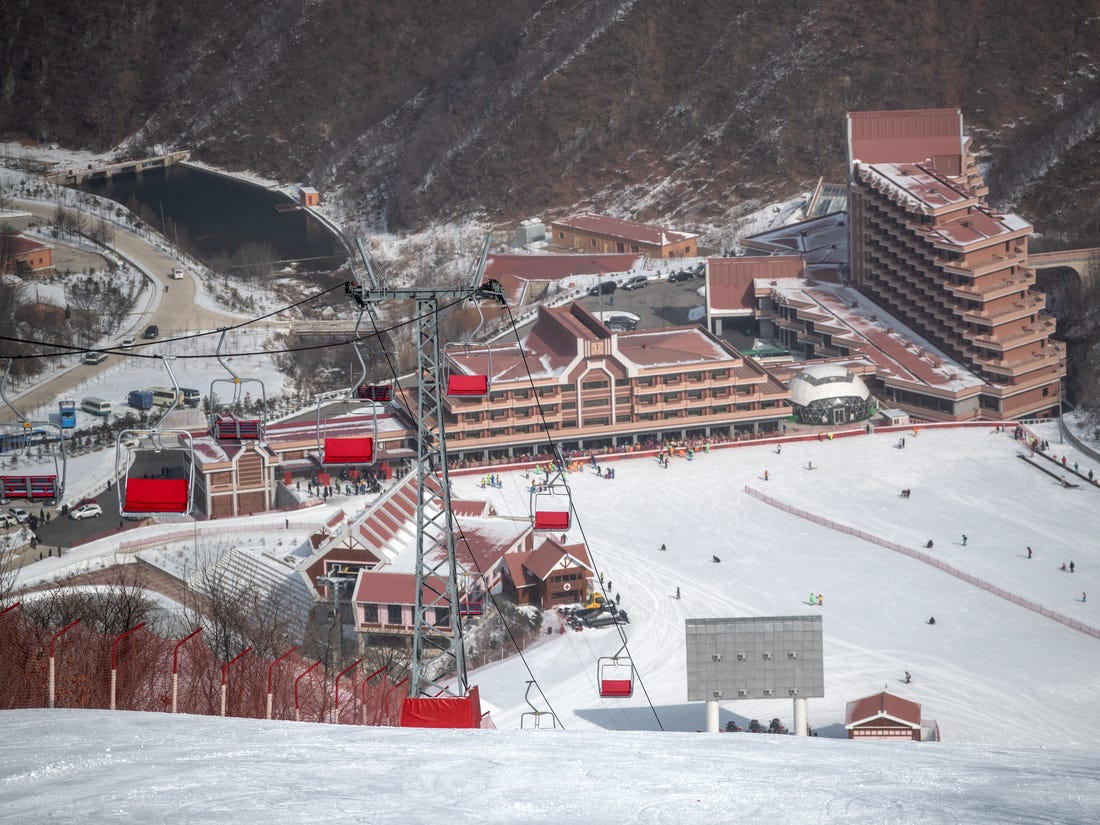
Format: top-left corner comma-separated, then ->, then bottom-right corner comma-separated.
70,503 -> 103,520
0,513 -> 18,528
8,507 -> 29,523
122,338 -> 134,350
170,267 -> 185,280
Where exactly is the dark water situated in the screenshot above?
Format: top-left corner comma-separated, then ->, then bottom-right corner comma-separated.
77,163 -> 347,272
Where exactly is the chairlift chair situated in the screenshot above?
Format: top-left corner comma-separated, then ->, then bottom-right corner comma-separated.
115,357 -> 195,518
209,329 -> 266,441
597,644 -> 635,699
444,272 -> 506,398
520,680 -> 560,730
531,482 -> 572,532
316,310 -> 377,466
0,360 -> 66,505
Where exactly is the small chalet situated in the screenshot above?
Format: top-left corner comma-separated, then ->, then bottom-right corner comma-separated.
354,572 -> 471,640
191,436 -> 278,518
549,213 -> 698,259
299,186 -> 320,206
497,535 -> 593,610
845,690 -> 928,741
0,232 -> 53,275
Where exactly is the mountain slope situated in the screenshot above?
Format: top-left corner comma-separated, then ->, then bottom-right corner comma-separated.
2,0 -> 1099,238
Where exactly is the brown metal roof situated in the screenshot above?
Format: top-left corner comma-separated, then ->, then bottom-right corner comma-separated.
354,571 -> 448,605
485,253 -> 645,281
845,690 -> 922,728
552,212 -> 698,246
848,108 -> 962,165
709,256 -> 803,312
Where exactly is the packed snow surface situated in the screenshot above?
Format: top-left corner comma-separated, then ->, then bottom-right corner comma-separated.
4,423 -> 1100,822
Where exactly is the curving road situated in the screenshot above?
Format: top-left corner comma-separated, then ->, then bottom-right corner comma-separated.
1,197 -> 244,424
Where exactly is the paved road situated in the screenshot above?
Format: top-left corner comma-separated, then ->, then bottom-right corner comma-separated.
2,198 -> 243,425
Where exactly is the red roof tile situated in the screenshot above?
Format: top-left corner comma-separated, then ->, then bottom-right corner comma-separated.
845,691 -> 921,728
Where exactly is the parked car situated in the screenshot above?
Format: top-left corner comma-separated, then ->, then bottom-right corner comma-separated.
587,280 -> 617,296
122,337 -> 135,350
70,503 -> 103,520
693,262 -> 707,278
0,513 -> 18,528
621,275 -> 649,291
608,315 -> 638,330
8,507 -> 29,524
668,270 -> 693,283
142,324 -> 159,339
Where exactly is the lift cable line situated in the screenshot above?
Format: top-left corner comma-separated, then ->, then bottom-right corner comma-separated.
499,300 -> 665,731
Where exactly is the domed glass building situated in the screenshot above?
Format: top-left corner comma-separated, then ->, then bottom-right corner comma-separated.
788,364 -> 872,425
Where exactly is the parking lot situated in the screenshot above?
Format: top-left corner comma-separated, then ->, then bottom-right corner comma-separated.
575,269 -> 756,350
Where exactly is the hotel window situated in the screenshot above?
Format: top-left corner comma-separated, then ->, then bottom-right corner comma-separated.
387,605 -> 403,624
583,397 -> 608,408
362,604 -> 378,623
582,379 -> 608,390
586,416 -> 610,426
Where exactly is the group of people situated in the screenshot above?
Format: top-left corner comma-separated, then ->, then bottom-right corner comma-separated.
809,593 -> 824,606
899,488 -> 912,498
1060,561 -> 1076,573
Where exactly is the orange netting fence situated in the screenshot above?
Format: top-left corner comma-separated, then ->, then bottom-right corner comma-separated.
0,603 -> 404,725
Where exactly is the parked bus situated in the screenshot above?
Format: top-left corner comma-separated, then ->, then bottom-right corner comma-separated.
81,397 -> 112,417
148,387 -> 182,407
180,387 -> 202,408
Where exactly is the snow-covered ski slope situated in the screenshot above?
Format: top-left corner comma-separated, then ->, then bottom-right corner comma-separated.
459,425 -> 1100,747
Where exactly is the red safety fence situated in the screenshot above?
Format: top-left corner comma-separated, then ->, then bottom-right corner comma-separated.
743,486 -> 1100,641
0,605 -> 404,724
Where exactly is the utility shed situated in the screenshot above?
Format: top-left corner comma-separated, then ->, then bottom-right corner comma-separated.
845,691 -> 922,741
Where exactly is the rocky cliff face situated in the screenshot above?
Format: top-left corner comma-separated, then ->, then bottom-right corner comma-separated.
3,0 -> 1099,241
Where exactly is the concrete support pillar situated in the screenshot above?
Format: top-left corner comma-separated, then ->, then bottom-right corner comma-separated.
705,698 -> 720,733
793,696 -> 808,736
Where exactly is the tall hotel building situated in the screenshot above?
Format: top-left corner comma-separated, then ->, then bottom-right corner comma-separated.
847,108 -> 1064,419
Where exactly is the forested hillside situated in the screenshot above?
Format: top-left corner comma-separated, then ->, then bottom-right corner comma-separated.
2,0 -> 1099,242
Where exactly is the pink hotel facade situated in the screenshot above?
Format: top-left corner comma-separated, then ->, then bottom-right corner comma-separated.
440,302 -> 791,460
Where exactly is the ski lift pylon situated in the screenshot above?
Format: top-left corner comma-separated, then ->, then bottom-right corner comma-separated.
597,644 -> 635,699
115,356 -> 194,518
0,359 -> 65,505
209,328 -> 266,440
316,310 -> 377,466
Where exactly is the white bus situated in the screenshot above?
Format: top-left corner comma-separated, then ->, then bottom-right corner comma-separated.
81,397 -> 113,417
148,387 -> 182,407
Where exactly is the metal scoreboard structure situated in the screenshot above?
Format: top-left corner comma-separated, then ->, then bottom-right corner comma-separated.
685,615 -> 824,734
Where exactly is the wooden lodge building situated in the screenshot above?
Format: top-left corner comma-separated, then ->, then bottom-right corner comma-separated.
845,690 -> 930,742
548,213 -> 699,259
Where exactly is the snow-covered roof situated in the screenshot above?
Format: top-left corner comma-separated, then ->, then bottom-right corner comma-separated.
789,364 -> 870,406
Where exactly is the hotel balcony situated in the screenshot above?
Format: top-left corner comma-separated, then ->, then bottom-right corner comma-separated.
948,274 -> 1032,302
941,247 -> 1027,278
961,294 -> 1047,326
971,318 -> 1057,355
978,343 -> 1064,380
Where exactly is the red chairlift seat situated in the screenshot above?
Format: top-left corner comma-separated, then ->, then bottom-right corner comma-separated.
323,436 -> 374,465
213,414 -> 261,440
534,510 -> 571,531
123,478 -> 190,514
356,384 -> 392,402
598,652 -> 635,699
0,474 -> 59,501
447,374 -> 489,397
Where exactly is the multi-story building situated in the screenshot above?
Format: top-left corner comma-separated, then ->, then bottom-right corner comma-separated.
847,108 -> 1063,419
548,213 -> 699,258
442,302 -> 790,461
